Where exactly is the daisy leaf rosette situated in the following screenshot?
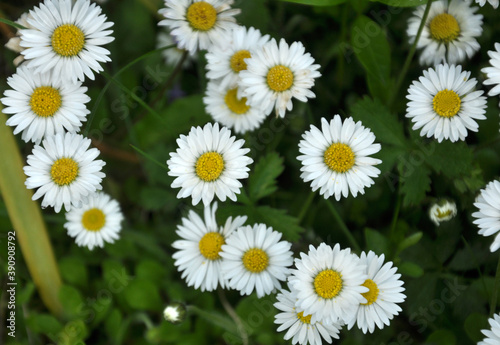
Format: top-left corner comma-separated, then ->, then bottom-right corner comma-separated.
220,224 -> 294,298
24,132 -> 106,213
289,243 -> 368,325
167,122 -> 253,206
406,64 -> 486,143
64,192 -> 124,250
297,115 -> 382,201
158,0 -> 241,55
20,0 -> 114,82
172,202 -> 247,292
407,0 -> 483,66
274,284 -> 342,345
1,66 -> 90,144
239,38 -> 321,118
347,251 -> 406,334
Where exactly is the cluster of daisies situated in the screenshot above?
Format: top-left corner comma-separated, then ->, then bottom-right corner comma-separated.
172,202 -> 406,342
2,0 -> 123,250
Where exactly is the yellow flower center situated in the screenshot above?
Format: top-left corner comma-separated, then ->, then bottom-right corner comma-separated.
195,152 -> 224,182
51,24 -> 85,57
361,279 -> 379,306
297,311 -> 312,324
50,157 -> 79,186
230,50 -> 251,72
224,88 -> 250,114
313,269 -> 343,299
242,248 -> 269,273
429,13 -> 460,43
81,208 -> 106,231
433,89 -> 461,118
267,65 -> 294,92
323,143 -> 355,173
29,86 -> 62,117
198,232 -> 225,260
186,1 -> 217,31
435,208 -> 453,219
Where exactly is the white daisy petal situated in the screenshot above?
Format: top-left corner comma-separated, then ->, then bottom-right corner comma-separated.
473,180 -> 500,252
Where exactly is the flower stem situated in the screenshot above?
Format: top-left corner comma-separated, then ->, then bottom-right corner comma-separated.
218,289 -> 248,345
490,255 -> 500,316
297,191 -> 316,224
389,0 -> 434,108
324,199 -> 361,252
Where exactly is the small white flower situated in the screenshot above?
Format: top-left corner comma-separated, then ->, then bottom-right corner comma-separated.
172,202 -> 247,292
64,192 -> 123,250
289,243 -> 368,325
239,38 -> 321,118
220,224 -> 294,298
156,29 -> 195,68
274,285 -> 341,345
20,0 -> 114,82
406,64 -> 487,143
24,132 -> 106,213
407,0 -> 483,66
158,0 -> 240,55
429,199 -> 457,226
475,0 -> 498,8
163,303 -> 187,324
203,80 -> 267,134
473,180 -> 500,252
206,26 -> 270,89
297,115 -> 382,201
4,12 -> 34,66
479,313 -> 500,345
167,122 -> 253,206
1,66 -> 90,144
482,43 -> 500,97
347,251 -> 406,334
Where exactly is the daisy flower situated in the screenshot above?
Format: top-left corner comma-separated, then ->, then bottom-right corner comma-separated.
158,0 -> 240,55
406,64 -> 487,143
205,26 -> 270,89
476,0 -> 499,8
479,313 -> 500,345
64,192 -> 123,250
172,202 -> 246,292
203,81 -> 267,134
239,38 -> 321,118
20,0 -> 114,82
24,132 -> 106,213
289,243 -> 368,325
274,285 -> 342,345
429,199 -> 457,226
482,43 -> 500,97
220,224 -> 293,298
346,251 -> 406,334
1,66 -> 90,144
156,29 -> 194,68
407,0 -> 483,66
163,303 -> 187,324
167,122 -> 253,206
297,115 -> 382,201
472,180 -> 500,252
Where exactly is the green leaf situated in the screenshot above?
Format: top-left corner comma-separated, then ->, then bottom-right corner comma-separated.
370,0 -> 428,6
350,97 -> 407,148
399,163 -> 431,207
425,141 -> 473,178
248,152 -> 284,202
351,16 -> 391,103
124,279 -> 162,311
426,329 -> 456,345
280,0 -> 347,5
59,285 -> 84,318
135,260 -> 166,284
364,228 -> 389,254
464,313 -> 490,342
25,314 -> 63,335
189,306 -> 238,334
59,257 -> 89,289
396,232 -> 423,254
399,261 -> 424,278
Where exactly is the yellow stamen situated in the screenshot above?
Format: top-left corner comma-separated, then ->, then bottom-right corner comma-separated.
199,232 -> 225,260
266,65 -> 294,92
82,208 -> 106,231
361,279 -> 379,306
51,24 -> 85,57
242,248 -> 269,273
50,157 -> 79,186
230,50 -> 251,72
186,2 -> 217,31
433,89 -> 461,118
323,143 -> 355,173
30,86 -> 62,117
314,269 -> 343,299
224,88 -> 250,114
429,13 -> 460,43
195,152 -> 224,182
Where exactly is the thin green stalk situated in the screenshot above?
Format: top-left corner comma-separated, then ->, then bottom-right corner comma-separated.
0,17 -> 27,30
461,236 -> 488,299
130,144 -> 170,172
389,0 -> 434,108
0,110 -> 62,316
324,199 -> 361,252
297,191 -> 315,224
218,289 -> 248,345
490,255 -> 500,316
389,181 -> 402,238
